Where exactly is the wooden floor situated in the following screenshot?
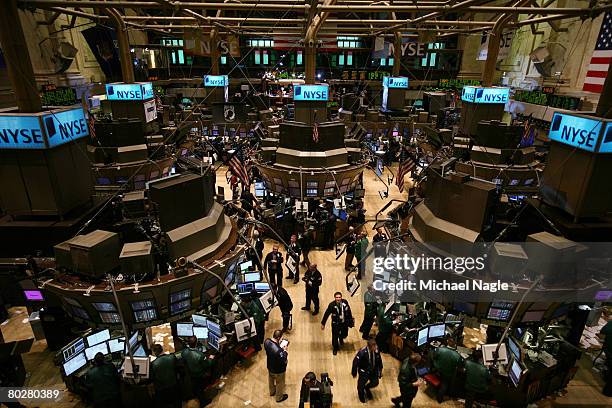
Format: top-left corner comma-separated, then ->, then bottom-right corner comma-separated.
1,167 -> 610,407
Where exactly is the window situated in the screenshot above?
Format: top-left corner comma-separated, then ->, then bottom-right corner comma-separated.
220,55 -> 227,64
248,39 -> 274,47
93,302 -> 121,324
170,289 -> 192,316
324,188 -> 335,196
131,299 -> 158,323
347,52 -> 353,65
263,51 -> 269,65
338,54 -> 345,66
254,50 -> 261,65
297,51 -> 303,65
421,42 -> 444,67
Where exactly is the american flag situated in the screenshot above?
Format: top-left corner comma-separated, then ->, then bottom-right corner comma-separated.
313,122 -> 319,143
396,154 -> 417,193
228,151 -> 250,187
583,12 -> 612,93
87,111 -> 96,140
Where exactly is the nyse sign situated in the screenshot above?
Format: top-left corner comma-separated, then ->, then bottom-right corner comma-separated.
293,84 -> 329,101
0,107 -> 89,150
461,86 -> 509,104
548,113 -> 609,153
383,76 -> 409,89
106,82 -> 154,101
203,75 -> 229,87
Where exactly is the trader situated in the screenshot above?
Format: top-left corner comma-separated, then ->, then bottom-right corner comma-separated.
273,284 -> 294,333
299,372 -> 322,408
84,352 -> 121,408
150,344 -> 180,408
355,232 -> 369,280
344,226 -> 357,271
181,336 -> 213,401
351,338 -> 383,403
242,295 -> 266,351
359,284 -> 378,340
302,264 -> 323,315
432,338 -> 463,403
264,245 -> 284,287
264,329 -> 289,403
300,227 -> 314,267
375,305 -> 394,353
321,292 -> 354,355
464,352 -> 492,408
286,234 -> 302,283
392,353 -> 423,408
372,227 -> 388,258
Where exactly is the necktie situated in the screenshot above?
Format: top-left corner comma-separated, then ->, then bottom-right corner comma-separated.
370,350 -> 375,371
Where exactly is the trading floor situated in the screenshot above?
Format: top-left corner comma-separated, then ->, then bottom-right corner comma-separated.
1,166 -> 607,408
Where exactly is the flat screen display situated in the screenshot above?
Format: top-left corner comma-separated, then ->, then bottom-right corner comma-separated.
108,338 -> 125,353
63,352 -> 87,376
508,337 -> 521,362
193,327 -> 208,340
522,310 -> 545,322
239,260 -> 253,272
133,345 -> 147,357
192,314 -> 208,326
237,283 -> 255,294
428,324 -> 445,339
85,342 -> 109,360
24,290 -> 44,301
509,359 -> 522,387
62,337 -> 85,363
243,272 -> 261,283
177,323 -> 194,337
207,320 -> 222,337
86,329 -> 110,347
487,307 -> 512,321
254,282 -> 270,293
417,327 -> 428,347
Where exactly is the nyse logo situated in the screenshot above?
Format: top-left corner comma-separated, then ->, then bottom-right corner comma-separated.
477,89 -> 508,103
551,115 -> 597,150
294,85 -> 328,100
45,115 -> 87,142
204,76 -> 227,86
0,126 -> 44,147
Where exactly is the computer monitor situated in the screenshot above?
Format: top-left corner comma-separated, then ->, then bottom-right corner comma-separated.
192,314 -> 208,327
24,289 -> 44,301
128,331 -> 139,351
508,358 -> 523,387
133,345 -> 147,357
86,329 -> 110,347
237,282 -> 255,295
177,323 -> 194,337
487,307 -> 512,322
243,271 -> 261,283
62,337 -> 86,363
254,282 -> 270,293
428,323 -> 446,339
207,320 -> 222,337
208,332 -> 220,351
234,317 -> 257,342
193,326 -> 209,340
453,301 -> 476,315
521,310 -> 545,322
85,342 -> 109,361
507,336 -> 521,362
417,327 -> 428,347
63,352 -> 87,376
108,337 -> 125,353
482,343 -> 508,366
255,182 -> 266,198
239,260 -> 253,272
123,356 -> 150,378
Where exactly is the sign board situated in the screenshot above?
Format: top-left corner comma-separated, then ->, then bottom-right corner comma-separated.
461,86 -> 510,104
293,84 -> 329,101
548,112 -> 611,153
203,75 -> 229,87
374,37 -> 428,59
383,76 -> 409,89
143,99 -> 157,123
477,30 -> 515,61
0,107 -> 89,150
105,82 -> 154,101
183,32 -> 240,57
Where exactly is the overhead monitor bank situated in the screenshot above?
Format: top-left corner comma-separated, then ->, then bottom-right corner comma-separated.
293,84 -> 329,102
461,86 -> 510,104
0,107 -> 90,150
105,82 -> 154,101
548,112 -> 612,153
203,75 -> 229,87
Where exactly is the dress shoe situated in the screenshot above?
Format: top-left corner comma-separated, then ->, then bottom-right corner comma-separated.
276,394 -> 288,403
365,388 -> 373,400
285,275 -> 294,280
293,280 -> 299,284
301,307 -> 310,310
391,397 -> 401,407
359,395 -> 366,403
312,310 -> 319,316
333,349 -> 338,355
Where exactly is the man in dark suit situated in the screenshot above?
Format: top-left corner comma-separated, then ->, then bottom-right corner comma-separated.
392,353 -> 422,407
352,338 -> 383,403
264,330 -> 289,403
302,264 -> 322,315
264,245 -> 284,287
273,284 -> 293,333
321,292 -> 354,355
286,234 -> 302,283
299,372 -> 322,408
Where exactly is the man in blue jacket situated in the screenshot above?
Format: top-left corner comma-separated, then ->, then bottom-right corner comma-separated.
352,338 -> 383,403
264,329 -> 289,403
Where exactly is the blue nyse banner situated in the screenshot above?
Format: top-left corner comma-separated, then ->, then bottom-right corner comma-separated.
43,108 -> 89,148
549,113 -> 602,153
105,82 -> 154,100
203,75 -> 229,87
383,76 -> 409,89
461,86 -> 509,104
0,107 -> 89,150
0,115 -> 45,149
293,84 -> 329,101
600,123 -> 612,153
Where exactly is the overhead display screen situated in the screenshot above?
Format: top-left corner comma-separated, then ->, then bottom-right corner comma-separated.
203,75 -> 229,87
293,84 -> 329,101
382,76 -> 409,89
105,82 -> 154,100
548,112 -> 606,153
461,86 -> 509,104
